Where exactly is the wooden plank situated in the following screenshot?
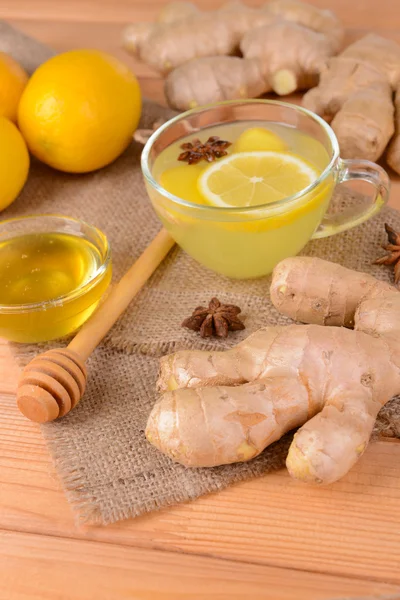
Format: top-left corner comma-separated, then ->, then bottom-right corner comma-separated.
0,1 -> 400,595
1,0 -> 400,30
1,390 -> 400,584
1,530 -> 399,600
137,77 -> 165,105
0,345 -> 20,395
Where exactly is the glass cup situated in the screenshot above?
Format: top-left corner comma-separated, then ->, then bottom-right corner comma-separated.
141,100 -> 389,279
0,215 -> 112,343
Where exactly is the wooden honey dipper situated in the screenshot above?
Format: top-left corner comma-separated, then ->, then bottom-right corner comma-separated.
17,229 -> 175,423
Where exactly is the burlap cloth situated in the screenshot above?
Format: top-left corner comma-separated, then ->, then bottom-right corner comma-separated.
2,22 -> 400,524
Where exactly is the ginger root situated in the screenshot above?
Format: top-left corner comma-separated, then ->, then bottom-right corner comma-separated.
123,0 -> 343,110
387,87 -> 400,172
164,56 -> 271,111
303,34 -> 400,169
123,1 -> 273,75
240,0 -> 343,96
146,257 -> 400,485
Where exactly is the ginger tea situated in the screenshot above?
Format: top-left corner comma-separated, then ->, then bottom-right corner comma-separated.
149,121 -> 334,278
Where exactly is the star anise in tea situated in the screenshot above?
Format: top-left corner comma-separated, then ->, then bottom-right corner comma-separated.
178,136 -> 231,165
374,223 -> 400,285
182,297 -> 245,338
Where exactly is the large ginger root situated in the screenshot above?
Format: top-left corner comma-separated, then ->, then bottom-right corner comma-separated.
240,21 -> 331,96
303,34 -> 400,167
268,0 -> 343,51
146,257 -> 400,485
123,1 -> 274,75
240,0 -> 343,96
123,0 -> 344,110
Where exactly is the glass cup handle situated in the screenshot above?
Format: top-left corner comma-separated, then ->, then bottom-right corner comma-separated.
312,158 -> 390,240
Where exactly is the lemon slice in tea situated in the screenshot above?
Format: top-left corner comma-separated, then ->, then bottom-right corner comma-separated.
198,151 -> 319,208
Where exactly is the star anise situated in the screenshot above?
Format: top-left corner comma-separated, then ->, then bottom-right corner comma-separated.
182,297 -> 245,338
374,223 -> 400,285
178,136 -> 231,165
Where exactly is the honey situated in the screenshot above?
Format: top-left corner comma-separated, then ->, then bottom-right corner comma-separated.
0,229 -> 112,343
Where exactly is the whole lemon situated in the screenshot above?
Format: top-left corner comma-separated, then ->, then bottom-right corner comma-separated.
18,50 -> 141,173
0,116 -> 30,211
0,52 -> 28,122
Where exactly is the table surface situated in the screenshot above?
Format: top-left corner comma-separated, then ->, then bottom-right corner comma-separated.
1,1 -> 400,599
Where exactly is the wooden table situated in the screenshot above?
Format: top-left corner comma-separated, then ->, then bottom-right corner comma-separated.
1,1 -> 400,598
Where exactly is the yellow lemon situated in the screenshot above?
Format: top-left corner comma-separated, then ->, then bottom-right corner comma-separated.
0,116 -> 30,211
233,127 -> 287,153
18,49 -> 141,173
0,52 -> 28,122
198,151 -> 319,208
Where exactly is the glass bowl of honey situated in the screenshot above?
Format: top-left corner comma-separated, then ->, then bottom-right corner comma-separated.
0,215 -> 112,343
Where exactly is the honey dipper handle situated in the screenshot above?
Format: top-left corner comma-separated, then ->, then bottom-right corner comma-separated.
68,228 -> 175,361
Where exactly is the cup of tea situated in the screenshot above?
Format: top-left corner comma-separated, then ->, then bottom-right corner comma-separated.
141,99 -> 389,279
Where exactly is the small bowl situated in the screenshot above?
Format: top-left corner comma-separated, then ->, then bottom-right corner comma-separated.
0,215 -> 112,343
